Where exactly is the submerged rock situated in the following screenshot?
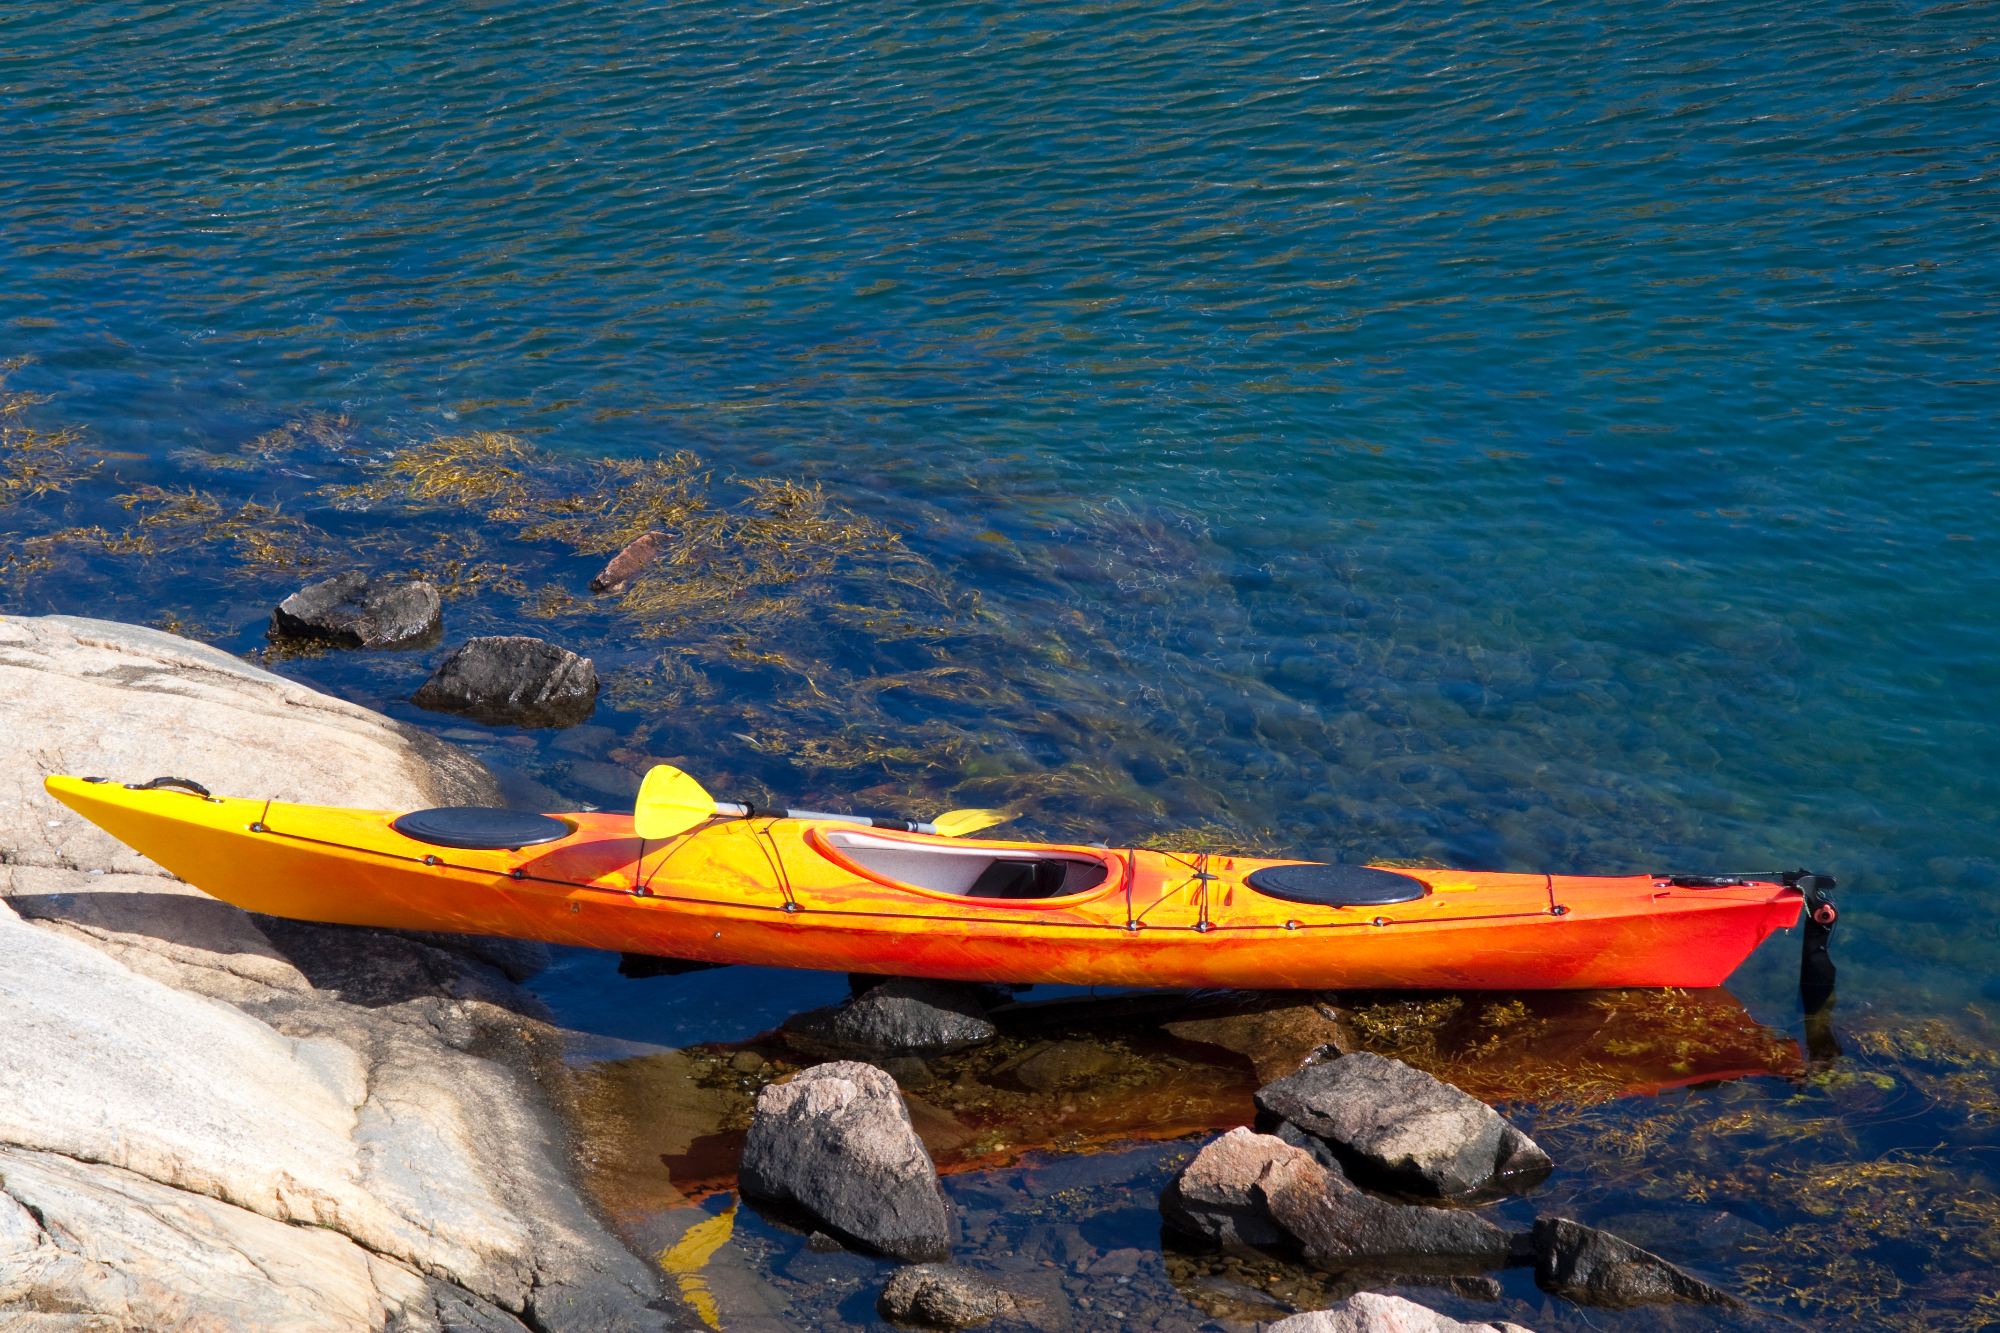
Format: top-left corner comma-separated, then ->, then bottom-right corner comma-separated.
269,571 -> 443,650
411,635 -> 599,730
1257,1053 -> 1551,1199
1269,1291 -> 1536,1332
1162,1128 -> 1514,1273
1163,992 -> 1359,1084
588,530 -> 670,595
738,1061 -> 951,1262
1531,1217 -> 1736,1311
999,1039 -> 1124,1091
877,1264 -> 1016,1329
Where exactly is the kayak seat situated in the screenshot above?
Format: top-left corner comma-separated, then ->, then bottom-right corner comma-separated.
393,807 -> 574,851
1244,862 -> 1428,907
822,829 -> 1108,899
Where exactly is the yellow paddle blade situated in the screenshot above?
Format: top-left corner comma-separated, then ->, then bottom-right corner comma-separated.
634,765 -> 718,840
930,808 -> 1014,838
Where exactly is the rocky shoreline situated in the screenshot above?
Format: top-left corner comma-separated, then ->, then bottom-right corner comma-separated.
1,612 -> 1775,1333
1,614 -> 663,1331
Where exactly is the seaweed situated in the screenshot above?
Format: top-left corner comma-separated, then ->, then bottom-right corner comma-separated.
0,358 -> 88,508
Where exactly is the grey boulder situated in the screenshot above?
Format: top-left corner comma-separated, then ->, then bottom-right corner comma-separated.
1269,1292 -> 1536,1332
1257,1052 -> 1551,1199
877,1264 -> 1015,1328
412,635 -> 599,730
785,978 -> 997,1057
738,1061 -> 950,1262
835,979 -> 997,1054
1161,1128 -> 1514,1273
270,571 -> 443,649
1532,1217 -> 1736,1310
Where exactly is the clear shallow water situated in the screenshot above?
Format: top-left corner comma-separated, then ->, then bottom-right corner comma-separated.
5,0 -> 2000,1326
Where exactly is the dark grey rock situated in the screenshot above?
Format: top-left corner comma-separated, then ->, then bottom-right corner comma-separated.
738,1061 -> 950,1262
1256,1052 -> 1552,1199
270,571 -> 442,650
411,636 -> 599,730
1162,1128 -> 1513,1273
836,979 -> 995,1054
1532,1216 -> 1737,1310
877,1264 -> 1016,1329
786,979 -> 997,1056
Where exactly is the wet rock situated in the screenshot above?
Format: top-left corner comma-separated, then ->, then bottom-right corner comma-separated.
411,635 -> 599,730
1589,1208 -> 1768,1260
1268,1291 -> 1537,1332
787,978 -> 997,1056
738,1061 -> 950,1262
1162,1128 -> 1514,1272
882,1056 -> 934,1088
567,758 -> 642,799
1531,1217 -> 1736,1311
550,723 -> 619,756
1163,993 -> 1359,1084
1256,1053 -> 1551,1199
1160,1125 -> 1297,1248
589,530 -> 669,595
837,978 -> 996,1053
1081,1247 -> 1145,1277
877,1264 -> 1016,1328
269,571 -> 443,650
1000,1039 -> 1123,1091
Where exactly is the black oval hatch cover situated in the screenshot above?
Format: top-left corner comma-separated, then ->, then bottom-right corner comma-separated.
392,807 -> 573,851
1243,862 -> 1429,907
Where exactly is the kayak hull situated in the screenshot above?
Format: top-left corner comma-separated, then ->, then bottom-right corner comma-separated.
45,776 -> 1805,991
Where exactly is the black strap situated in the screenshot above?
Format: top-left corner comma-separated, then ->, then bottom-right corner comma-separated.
124,776 -> 212,798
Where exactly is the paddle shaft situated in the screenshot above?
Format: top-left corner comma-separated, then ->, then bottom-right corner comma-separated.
713,801 -> 943,836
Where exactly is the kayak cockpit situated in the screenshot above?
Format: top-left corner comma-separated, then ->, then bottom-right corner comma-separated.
815,828 -> 1110,900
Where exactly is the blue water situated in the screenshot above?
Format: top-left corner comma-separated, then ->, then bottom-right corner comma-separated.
6,1 -> 2000,1324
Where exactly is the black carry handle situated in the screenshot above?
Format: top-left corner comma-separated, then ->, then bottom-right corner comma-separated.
123,775 -> 214,798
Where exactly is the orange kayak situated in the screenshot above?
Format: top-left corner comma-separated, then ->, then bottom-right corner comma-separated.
45,775 -> 1807,990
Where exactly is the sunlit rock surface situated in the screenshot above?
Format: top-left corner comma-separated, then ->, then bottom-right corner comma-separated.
0,613 -> 498,874
411,634 -> 600,730
739,1061 -> 952,1262
877,1263 -> 1017,1328
1162,1128 -> 1514,1273
0,617 -> 660,1331
269,571 -> 443,650
1268,1291 -> 1536,1333
1257,1054 -> 1552,1200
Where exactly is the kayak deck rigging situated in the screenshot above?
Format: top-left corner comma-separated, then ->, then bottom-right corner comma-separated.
43,775 -> 1814,992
